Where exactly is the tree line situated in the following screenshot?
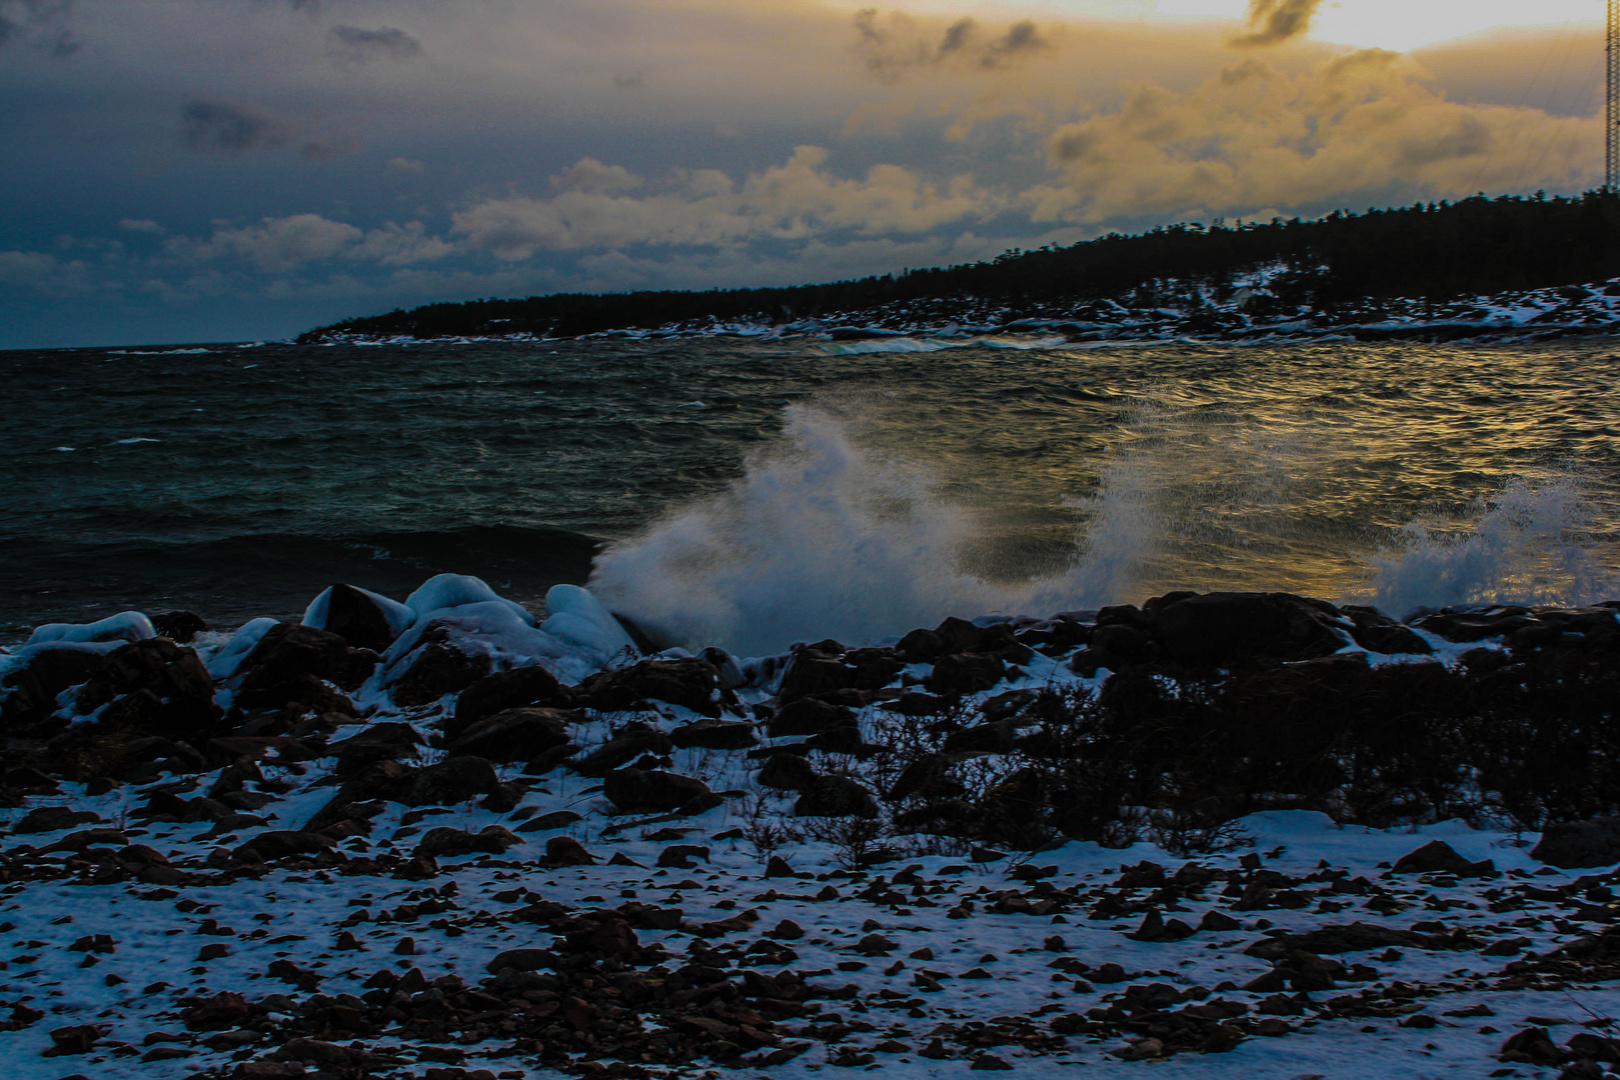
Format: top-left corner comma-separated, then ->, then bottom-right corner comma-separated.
299,190 -> 1620,341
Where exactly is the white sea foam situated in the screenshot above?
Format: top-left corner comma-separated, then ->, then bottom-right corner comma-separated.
589,407 -> 1155,655
1363,473 -> 1616,619
589,405 -> 1620,655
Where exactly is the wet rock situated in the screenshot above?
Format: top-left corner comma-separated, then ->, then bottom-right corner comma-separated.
1152,591 -> 1349,665
449,665 -> 567,739
0,646 -> 110,724
236,672 -> 357,717
603,768 -> 713,813
446,707 -> 573,764
388,641 -> 491,707
415,825 -> 522,858
795,775 -> 878,818
76,638 -> 220,736
1532,818 -> 1620,869
1391,840 -> 1495,877
670,717 -> 758,750
581,657 -> 724,716
1416,606 -> 1541,644
1341,605 -> 1433,655
777,650 -> 857,703
238,622 -> 376,693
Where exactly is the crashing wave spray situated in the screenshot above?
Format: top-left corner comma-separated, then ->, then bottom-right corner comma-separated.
589,406 -> 1167,655
1363,472 -> 1616,618
590,408 -> 1002,656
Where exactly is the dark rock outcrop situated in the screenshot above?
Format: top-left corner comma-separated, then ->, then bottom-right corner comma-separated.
602,768 -> 713,813
1532,818 -> 1620,869
1151,591 -> 1349,665
446,707 -> 574,764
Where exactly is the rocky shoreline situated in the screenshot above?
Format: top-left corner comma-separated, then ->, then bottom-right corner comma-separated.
3,580 -> 1620,1078
302,277 -> 1620,349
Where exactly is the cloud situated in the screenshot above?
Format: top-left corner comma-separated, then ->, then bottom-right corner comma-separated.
0,0 -> 74,54
170,214 -> 453,272
0,249 -> 90,291
1230,0 -> 1325,49
853,9 -> 1051,77
386,156 -> 424,174
179,98 -> 359,161
327,25 -> 424,64
1032,50 -> 1599,225
180,99 -> 294,155
118,219 -> 164,234
451,148 -> 996,261
551,157 -> 642,194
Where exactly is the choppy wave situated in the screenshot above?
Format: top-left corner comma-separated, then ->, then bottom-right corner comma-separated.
592,407 -> 1620,655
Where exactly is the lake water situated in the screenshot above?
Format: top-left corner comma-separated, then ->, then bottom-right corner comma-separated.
5,336 -> 1618,653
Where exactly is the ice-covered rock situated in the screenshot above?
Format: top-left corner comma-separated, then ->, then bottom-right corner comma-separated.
302,583 -> 415,651
26,611 -> 156,649
405,573 -> 535,626
205,617 -> 282,680
539,584 -> 638,668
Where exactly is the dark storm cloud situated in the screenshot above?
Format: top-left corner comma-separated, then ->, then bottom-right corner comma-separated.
0,0 -> 73,53
327,25 -> 424,64
1230,0 -> 1325,48
854,9 -> 1048,75
179,99 -> 293,155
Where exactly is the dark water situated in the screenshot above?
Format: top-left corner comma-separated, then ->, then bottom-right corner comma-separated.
5,336 -> 1620,651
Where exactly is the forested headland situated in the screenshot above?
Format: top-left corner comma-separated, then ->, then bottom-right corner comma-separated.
300,190 -> 1620,342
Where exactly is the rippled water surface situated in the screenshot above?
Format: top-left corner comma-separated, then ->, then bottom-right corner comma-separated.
5,337 -> 1619,649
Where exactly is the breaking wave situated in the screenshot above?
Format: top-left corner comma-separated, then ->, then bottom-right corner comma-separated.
591,407 -> 1620,655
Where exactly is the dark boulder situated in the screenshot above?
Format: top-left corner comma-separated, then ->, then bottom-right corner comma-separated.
327,722 -> 423,776
14,806 -> 101,834
1532,818 -> 1620,869
447,707 -> 574,764
0,646 -> 109,724
317,583 -> 404,652
235,672 -> 357,717
405,755 -> 509,807
844,647 -> 905,690
884,754 -> 960,801
1391,840 -> 1494,876
1340,605 -> 1433,655
580,657 -> 723,717
449,665 -> 567,740
669,717 -> 758,750
238,623 -> 376,693
777,650 -> 857,703
1412,606 -> 1539,643
75,638 -> 220,736
387,641 -> 491,707
795,775 -> 878,818
415,825 -> 521,858
233,830 -> 336,863
926,653 -> 1006,695
1152,592 -> 1349,665
602,768 -> 713,813
757,753 -> 819,791
943,720 -> 1018,755
151,611 -> 208,644
768,697 -> 856,738
573,721 -> 673,777
543,835 -> 597,867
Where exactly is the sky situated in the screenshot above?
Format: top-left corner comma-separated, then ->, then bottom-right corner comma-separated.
0,0 -> 1608,348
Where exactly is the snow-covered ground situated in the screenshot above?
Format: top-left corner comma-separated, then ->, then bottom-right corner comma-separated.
1,578 -> 1617,1079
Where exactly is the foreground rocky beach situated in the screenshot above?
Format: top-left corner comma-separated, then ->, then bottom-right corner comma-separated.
3,579 -> 1620,1079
